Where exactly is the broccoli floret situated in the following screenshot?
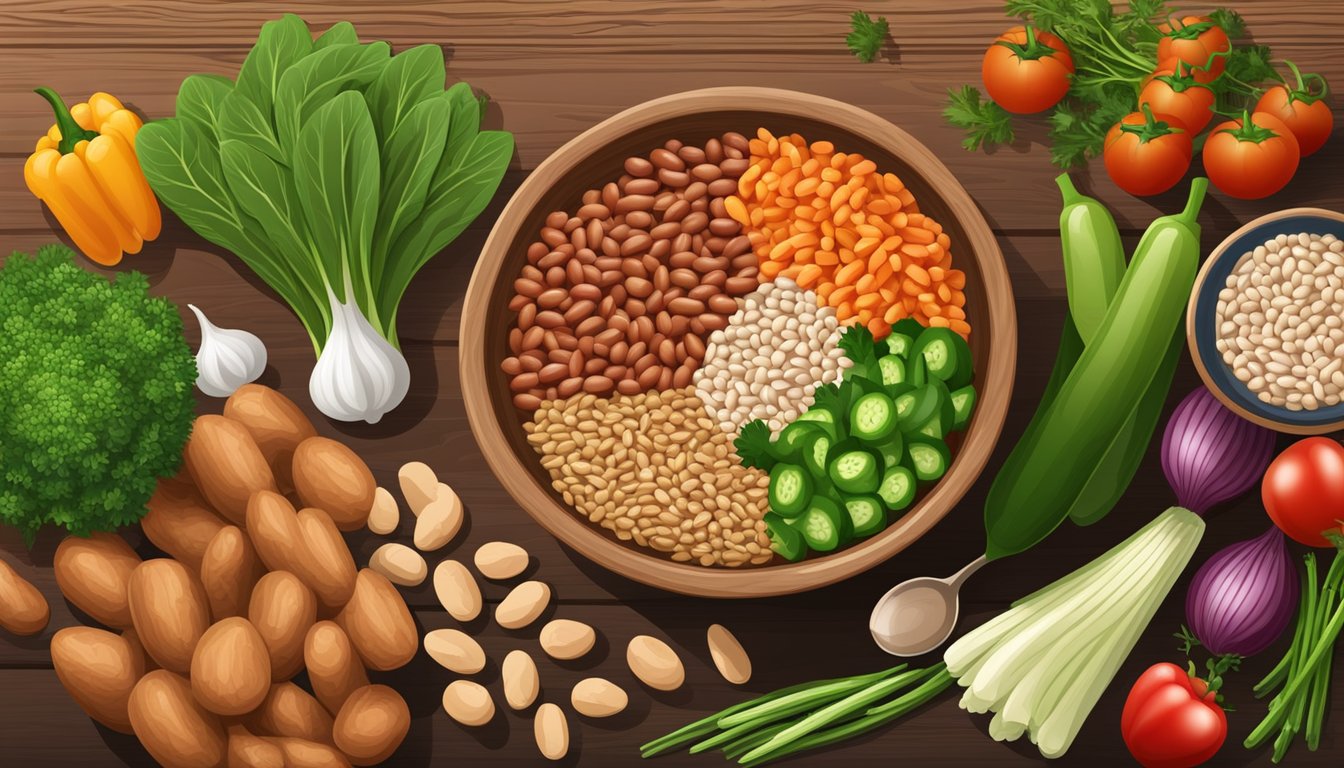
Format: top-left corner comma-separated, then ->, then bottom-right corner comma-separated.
0,245 -> 197,541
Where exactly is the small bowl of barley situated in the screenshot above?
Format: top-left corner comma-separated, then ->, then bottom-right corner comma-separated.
1189,208 -> 1344,434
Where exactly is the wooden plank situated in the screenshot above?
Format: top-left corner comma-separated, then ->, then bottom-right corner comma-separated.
2,44 -> 1341,231
0,0 -> 1335,51
0,223 -> 1090,347
1,593 -> 1340,766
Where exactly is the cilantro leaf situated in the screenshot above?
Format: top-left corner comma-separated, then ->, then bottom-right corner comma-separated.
735,419 -> 777,471
846,11 -> 889,63
811,382 -> 848,414
1209,8 -> 1246,39
837,324 -> 881,372
943,86 -> 1015,151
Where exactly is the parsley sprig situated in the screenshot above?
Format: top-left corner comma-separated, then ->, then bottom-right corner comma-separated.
846,11 -> 890,63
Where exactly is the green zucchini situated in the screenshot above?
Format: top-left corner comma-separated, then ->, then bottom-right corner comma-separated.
801,430 -> 833,481
828,449 -> 880,494
890,318 -> 926,339
984,178 -> 1207,560
875,432 -> 905,469
877,354 -> 907,387
949,385 -> 977,431
850,392 -> 898,442
769,421 -> 821,462
798,497 -> 853,552
913,327 -> 972,389
906,439 -> 950,482
1058,174 -> 1125,345
885,332 -> 915,359
765,513 -> 807,561
1067,328 -> 1183,526
877,465 -> 917,509
844,495 -> 888,537
794,408 -> 839,441
768,463 -> 813,518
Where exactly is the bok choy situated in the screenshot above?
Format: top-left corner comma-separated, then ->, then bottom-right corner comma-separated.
137,14 -> 513,422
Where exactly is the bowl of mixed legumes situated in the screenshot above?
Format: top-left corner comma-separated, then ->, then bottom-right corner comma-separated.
1189,208 -> 1344,435
461,87 -> 1016,597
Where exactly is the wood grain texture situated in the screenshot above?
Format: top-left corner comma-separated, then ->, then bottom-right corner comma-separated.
0,0 -> 1336,50
3,0 -> 1344,764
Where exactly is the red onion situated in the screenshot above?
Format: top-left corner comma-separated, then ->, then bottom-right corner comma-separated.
1161,387 -> 1277,516
1186,527 -> 1299,657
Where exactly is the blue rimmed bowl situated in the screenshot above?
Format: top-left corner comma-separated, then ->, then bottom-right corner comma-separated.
1188,208 -> 1344,434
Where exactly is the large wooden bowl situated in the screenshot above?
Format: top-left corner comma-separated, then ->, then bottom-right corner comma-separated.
461,87 -> 1016,597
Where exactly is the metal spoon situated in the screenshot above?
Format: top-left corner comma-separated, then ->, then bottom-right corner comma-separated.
869,555 -> 988,656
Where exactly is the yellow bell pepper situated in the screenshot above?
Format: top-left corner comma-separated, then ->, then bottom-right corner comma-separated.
24,88 -> 161,266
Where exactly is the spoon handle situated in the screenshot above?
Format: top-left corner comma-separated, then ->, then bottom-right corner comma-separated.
945,554 -> 988,589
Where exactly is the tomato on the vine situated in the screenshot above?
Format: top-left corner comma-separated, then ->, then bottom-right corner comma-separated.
1202,111 -> 1300,199
1262,437 -> 1344,547
1140,62 -> 1217,134
981,25 -> 1074,114
1122,662 -> 1228,768
1158,15 -> 1230,79
1255,61 -> 1333,156
1103,105 -> 1192,197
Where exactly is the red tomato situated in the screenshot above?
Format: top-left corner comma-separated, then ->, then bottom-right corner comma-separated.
1140,63 -> 1216,134
1202,111 -> 1300,199
1262,437 -> 1344,546
982,25 -> 1074,114
1103,106 -> 1193,196
1158,16 -> 1230,79
1255,62 -> 1333,156
1122,663 -> 1227,768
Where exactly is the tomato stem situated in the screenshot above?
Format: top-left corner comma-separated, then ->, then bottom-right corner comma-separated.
1165,16 -> 1217,41
993,24 -> 1059,62
1119,103 -> 1184,143
1152,61 -> 1208,94
1218,109 -> 1281,144
1282,60 -> 1330,104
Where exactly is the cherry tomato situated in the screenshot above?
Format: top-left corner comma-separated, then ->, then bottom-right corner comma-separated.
1255,61 -> 1333,156
1158,15 -> 1230,79
1103,105 -> 1192,197
981,25 -> 1074,114
1140,63 -> 1216,134
1122,663 -> 1227,768
1262,437 -> 1344,546
1202,111 -> 1300,199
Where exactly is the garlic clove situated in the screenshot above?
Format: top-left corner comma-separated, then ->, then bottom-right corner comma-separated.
189,303 -> 268,398
308,293 -> 409,424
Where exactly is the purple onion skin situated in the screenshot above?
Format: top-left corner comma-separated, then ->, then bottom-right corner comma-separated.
1187,527 -> 1299,657
1161,387 -> 1277,515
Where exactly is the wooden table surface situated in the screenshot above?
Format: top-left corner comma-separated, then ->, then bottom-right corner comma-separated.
2,1 -> 1343,765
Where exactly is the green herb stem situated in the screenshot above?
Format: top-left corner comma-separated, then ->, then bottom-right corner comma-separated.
739,667 -> 932,764
739,667 -> 954,767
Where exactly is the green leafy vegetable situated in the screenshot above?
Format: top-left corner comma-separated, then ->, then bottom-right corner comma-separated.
943,86 -> 1016,151
138,15 -> 514,423
735,420 -> 777,471
0,245 -> 196,541
836,324 -> 880,372
845,11 -> 889,63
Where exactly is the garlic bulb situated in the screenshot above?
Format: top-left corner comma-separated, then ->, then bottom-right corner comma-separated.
189,304 -> 268,398
309,292 -> 409,424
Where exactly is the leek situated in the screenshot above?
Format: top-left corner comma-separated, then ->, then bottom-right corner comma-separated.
946,507 -> 1205,758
